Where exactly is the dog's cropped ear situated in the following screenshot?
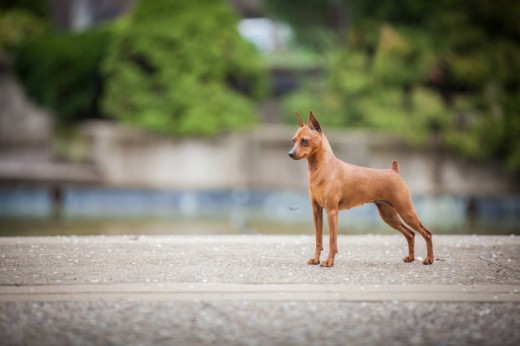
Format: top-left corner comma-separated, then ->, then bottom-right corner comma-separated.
308,111 -> 321,133
294,111 -> 304,127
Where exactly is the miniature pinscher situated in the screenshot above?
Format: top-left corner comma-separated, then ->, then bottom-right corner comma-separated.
289,111 -> 434,267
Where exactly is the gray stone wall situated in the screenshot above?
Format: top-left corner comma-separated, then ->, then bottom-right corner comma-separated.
82,121 -> 519,196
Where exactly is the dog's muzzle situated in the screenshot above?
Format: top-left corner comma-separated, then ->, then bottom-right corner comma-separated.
288,150 -> 296,159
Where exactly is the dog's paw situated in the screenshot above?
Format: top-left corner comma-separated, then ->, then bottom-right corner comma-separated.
308,258 -> 320,265
403,255 -> 415,263
422,256 -> 434,265
320,259 -> 334,267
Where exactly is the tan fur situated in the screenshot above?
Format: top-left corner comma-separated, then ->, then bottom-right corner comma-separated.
289,111 -> 434,267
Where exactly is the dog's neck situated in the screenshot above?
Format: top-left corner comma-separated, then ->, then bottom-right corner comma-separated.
307,133 -> 335,174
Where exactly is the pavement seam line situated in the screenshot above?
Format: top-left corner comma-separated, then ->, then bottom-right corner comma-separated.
1,283 -> 519,302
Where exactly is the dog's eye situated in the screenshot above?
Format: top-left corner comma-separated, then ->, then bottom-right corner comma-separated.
301,139 -> 308,145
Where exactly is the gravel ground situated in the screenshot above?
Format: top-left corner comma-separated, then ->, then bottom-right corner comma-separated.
1,300 -> 519,346
1,234 -> 519,346
1,234 -> 519,286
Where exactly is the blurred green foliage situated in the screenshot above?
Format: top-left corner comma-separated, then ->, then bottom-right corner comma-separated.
15,26 -> 111,123
102,0 -> 267,137
267,0 -> 520,172
0,0 -> 49,18
0,10 -> 48,53
0,0 -> 49,52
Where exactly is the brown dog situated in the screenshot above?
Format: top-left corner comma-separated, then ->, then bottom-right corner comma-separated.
288,111 -> 434,267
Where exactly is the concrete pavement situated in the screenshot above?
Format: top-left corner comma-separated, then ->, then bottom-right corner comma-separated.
1,234 -> 519,345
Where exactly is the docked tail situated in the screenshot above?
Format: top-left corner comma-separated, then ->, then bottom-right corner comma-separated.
391,160 -> 400,174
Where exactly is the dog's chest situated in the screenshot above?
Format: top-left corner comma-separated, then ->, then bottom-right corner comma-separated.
309,176 -> 345,208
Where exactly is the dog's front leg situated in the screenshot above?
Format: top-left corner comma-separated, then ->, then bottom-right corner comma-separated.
308,201 -> 323,265
321,208 -> 338,267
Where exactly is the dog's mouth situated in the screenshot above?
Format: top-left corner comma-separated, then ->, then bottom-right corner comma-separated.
291,153 -> 307,160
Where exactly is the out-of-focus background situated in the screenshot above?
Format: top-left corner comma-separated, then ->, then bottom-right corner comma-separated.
0,0 -> 518,236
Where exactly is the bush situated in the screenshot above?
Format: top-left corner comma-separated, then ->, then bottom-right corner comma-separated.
283,45 -> 450,146
0,9 -> 48,53
15,26 -> 111,123
102,0 -> 267,137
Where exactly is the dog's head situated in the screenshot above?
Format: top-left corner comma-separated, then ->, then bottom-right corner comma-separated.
288,111 -> 323,160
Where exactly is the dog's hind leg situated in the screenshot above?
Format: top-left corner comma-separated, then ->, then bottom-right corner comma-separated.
375,202 -> 415,262
394,201 -> 434,265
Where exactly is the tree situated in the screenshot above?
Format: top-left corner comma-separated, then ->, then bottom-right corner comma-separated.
15,27 -> 111,123
102,0 -> 266,137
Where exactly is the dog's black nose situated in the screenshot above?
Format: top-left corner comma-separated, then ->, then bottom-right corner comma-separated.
288,150 -> 295,158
